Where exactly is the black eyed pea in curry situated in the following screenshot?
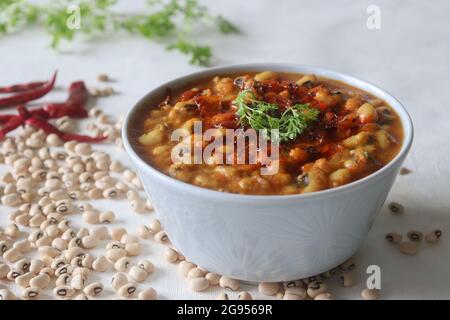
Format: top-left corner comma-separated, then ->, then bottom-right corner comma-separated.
131,71 -> 403,195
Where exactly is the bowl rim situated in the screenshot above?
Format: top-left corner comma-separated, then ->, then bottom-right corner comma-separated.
122,63 -> 414,203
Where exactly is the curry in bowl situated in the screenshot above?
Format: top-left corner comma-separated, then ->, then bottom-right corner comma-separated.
131,71 -> 402,195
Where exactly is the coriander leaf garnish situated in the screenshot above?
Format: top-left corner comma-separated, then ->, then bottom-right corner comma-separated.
235,90 -> 319,142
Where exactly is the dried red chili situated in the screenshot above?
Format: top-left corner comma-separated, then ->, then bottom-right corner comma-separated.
25,115 -> 106,142
0,72 -> 57,108
0,81 -> 47,94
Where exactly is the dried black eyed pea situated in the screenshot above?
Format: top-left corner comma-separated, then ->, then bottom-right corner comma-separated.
114,257 -> 132,272
154,231 -> 169,244
30,273 -> 51,289
187,267 -> 206,279
7,269 -> 22,281
205,272 -> 221,285
258,282 -> 279,296
283,280 -> 303,289
99,211 -> 116,224
84,282 -> 104,297
83,211 -> 100,224
106,248 -> 127,262
0,263 -> 11,279
398,241 -> 419,255
55,274 -> 72,286
103,188 -> 118,199
178,261 -> 196,277
238,291 -> 253,300
117,283 -> 137,298
125,243 -> 141,256
22,287 -> 40,300
54,286 -> 75,298
307,281 -> 328,298
0,288 -> 16,300
388,202 -> 404,214
188,277 -> 210,292
407,230 -> 423,242
219,276 -> 240,291
92,255 -> 111,272
315,292 -> 333,300
339,257 -> 355,271
138,287 -> 157,300
112,272 -> 129,291
361,288 -> 380,300
110,228 -> 127,241
283,287 -> 307,300
137,260 -> 154,274
385,232 -> 403,243
70,274 -> 86,290
425,230 -> 442,243
129,265 -> 148,283
339,272 -> 354,287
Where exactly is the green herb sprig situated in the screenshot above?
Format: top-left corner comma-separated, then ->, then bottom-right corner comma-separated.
0,0 -> 239,66
235,90 -> 320,142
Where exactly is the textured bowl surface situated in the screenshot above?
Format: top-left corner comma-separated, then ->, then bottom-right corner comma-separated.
122,63 -> 413,282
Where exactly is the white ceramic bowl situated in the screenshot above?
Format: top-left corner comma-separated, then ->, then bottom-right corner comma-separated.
122,63 -> 413,282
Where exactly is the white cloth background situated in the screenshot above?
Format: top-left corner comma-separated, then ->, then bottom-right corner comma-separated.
0,0 -> 449,299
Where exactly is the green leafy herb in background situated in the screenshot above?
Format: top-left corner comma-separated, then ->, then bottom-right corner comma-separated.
0,0 -> 239,66
235,90 -> 320,142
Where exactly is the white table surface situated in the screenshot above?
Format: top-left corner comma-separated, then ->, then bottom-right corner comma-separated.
1,0 -> 449,300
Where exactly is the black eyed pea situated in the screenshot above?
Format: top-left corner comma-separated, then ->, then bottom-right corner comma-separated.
0,288 -> 16,300
39,267 -> 54,277
3,247 -> 22,263
38,246 -> 59,258
125,243 -> 141,256
30,273 -> 51,289
29,214 -> 46,228
129,265 -> 148,283
88,188 -> 103,199
114,257 -> 132,272
15,213 -> 31,227
148,219 -> 161,233
0,240 -> 10,254
385,232 -> 402,243
55,274 -> 72,287
388,202 -> 404,214
92,255 -> 111,272
29,259 -> 44,275
361,288 -> 380,300
99,211 -> 116,224
237,292 -> 253,300
164,247 -> 179,263
138,225 -> 152,239
407,230 -> 423,242
315,292 -> 333,300
187,267 -> 206,279
258,282 -> 279,296
118,283 -> 137,298
55,264 -> 74,277
82,254 -> 95,269
138,287 -> 157,300
83,210 -> 100,224
65,247 -> 85,261
219,276 -> 240,291
72,267 -> 91,278
74,294 -> 89,300
61,228 -> 77,241
103,188 -> 118,199
52,238 -> 68,252
78,202 -> 94,213
106,248 -> 127,262
131,199 -> 146,213
107,240 -> 125,250
90,226 -> 109,240
55,199 -> 72,214
339,257 -> 356,271
7,269 -> 22,281
115,182 -> 129,193
14,258 -> 30,273
112,272 -> 129,291
283,280 -> 303,289
16,272 -> 33,288
5,223 -> 20,238
398,241 -> 418,255
84,282 -> 104,297
0,264 -> 11,279
178,261 -> 196,277
283,287 -> 307,300
1,193 -> 22,207
68,237 -> 83,249
70,274 -> 86,290
46,225 -> 61,238
111,227 -> 127,241
307,281 -> 328,298
126,190 -> 139,201
339,272 -> 354,287
74,142 -> 92,156
188,277 -> 210,292
216,293 -> 229,300
81,235 -> 99,249
22,287 -> 40,300
121,234 -> 139,244
71,256 -> 84,268
254,71 -> 277,81
205,272 -> 221,285
154,231 -> 169,244
137,260 -> 155,274
54,285 -> 75,299
425,230 -> 442,243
